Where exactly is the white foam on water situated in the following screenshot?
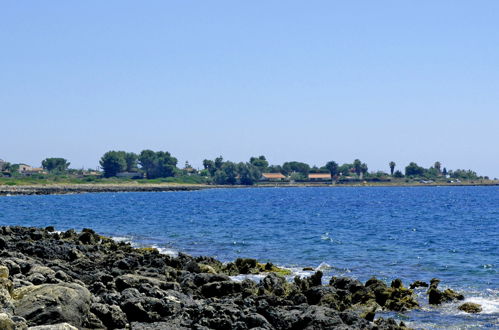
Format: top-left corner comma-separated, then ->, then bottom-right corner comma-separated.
462,296 -> 499,314
230,274 -> 267,282
153,246 -> 179,257
289,267 -> 315,278
111,236 -> 132,243
316,262 -> 332,271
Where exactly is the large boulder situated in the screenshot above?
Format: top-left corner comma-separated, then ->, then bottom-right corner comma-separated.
13,283 -> 92,328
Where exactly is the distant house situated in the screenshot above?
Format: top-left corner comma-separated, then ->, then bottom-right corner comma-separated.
18,164 -> 32,172
116,172 -> 143,179
260,173 -> 286,181
83,171 -> 101,176
19,164 -> 45,176
308,173 -> 332,181
183,167 -> 197,175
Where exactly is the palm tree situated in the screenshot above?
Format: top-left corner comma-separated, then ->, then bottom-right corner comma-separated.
434,161 -> 442,174
389,161 -> 396,176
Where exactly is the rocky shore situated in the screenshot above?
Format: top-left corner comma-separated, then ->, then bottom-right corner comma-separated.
0,184 -> 213,196
0,226 -> 469,329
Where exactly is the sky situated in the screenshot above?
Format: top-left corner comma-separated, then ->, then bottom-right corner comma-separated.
1,1 -> 498,177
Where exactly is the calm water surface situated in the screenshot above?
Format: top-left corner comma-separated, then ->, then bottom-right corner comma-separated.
0,186 -> 497,328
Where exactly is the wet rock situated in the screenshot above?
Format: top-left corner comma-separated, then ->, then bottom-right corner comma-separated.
0,225 -> 430,329
330,276 -> 363,293
458,302 -> 482,313
442,288 -> 464,302
90,303 -> 128,328
409,280 -> 429,289
365,277 -> 418,311
235,258 -> 258,274
0,237 -> 7,250
294,271 -> 323,292
13,283 -> 92,327
427,278 -> 464,305
260,273 -> 289,296
201,281 -> 242,298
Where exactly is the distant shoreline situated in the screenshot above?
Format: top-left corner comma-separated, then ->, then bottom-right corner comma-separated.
1,181 -> 498,196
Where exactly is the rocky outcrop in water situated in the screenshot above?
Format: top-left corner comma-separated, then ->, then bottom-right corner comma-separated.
0,226 -> 457,329
427,278 -> 464,305
458,302 -> 482,313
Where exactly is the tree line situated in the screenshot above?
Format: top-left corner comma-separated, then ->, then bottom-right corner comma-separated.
97,151 -> 485,184
1,152 -> 487,184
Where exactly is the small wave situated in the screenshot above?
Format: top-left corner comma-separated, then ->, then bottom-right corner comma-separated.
320,233 -> 330,240
111,236 -> 132,243
152,245 -> 179,257
462,296 -> 499,314
316,262 -> 332,271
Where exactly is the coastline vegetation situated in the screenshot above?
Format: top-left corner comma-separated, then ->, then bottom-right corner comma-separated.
0,151 -> 494,186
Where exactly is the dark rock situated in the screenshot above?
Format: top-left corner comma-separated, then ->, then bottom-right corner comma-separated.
442,288 -> 464,302
235,258 -> 258,274
201,281 -> 242,298
330,276 -> 363,293
391,279 -> 403,289
260,273 -> 288,296
0,238 -> 7,250
428,286 -> 443,305
458,302 -> 482,313
78,231 -> 96,245
91,303 -> 128,328
427,278 -> 464,305
0,225 -> 428,329
409,280 -> 429,289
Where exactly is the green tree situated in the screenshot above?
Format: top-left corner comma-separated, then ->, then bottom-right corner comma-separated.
238,162 -> 261,185
249,156 -> 269,171
360,163 -> 368,177
353,159 -> 362,176
393,170 -> 404,178
202,159 -> 216,176
214,162 -> 238,185
267,165 -> 283,173
325,161 -> 339,177
282,161 -> 310,176
434,161 -> 442,174
124,153 -> 138,172
0,161 -> 11,171
451,169 -> 478,180
426,167 -> 440,178
41,158 -> 70,173
214,156 -> 224,170
405,162 -> 425,177
442,167 -> 448,176
338,163 -> 353,176
138,150 -> 156,178
100,151 -> 126,177
389,161 -> 396,176
138,150 -> 177,179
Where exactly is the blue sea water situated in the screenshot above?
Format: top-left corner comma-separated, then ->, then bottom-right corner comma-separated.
0,186 -> 498,328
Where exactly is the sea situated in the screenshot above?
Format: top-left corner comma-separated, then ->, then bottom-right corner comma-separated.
0,186 -> 497,329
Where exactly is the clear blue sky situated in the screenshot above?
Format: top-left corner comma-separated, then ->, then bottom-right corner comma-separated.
1,1 -> 498,177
